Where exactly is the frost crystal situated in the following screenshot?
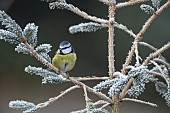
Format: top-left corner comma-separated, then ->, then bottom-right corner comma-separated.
9,100 -> 36,113
69,22 -> 104,34
35,44 -> 52,62
128,65 -> 152,97
39,52 -> 52,63
151,65 -> 170,85
35,44 -> 52,54
0,10 -> 22,39
151,65 -> 169,75
25,65 -> 66,84
155,82 -> 168,94
140,4 -> 155,14
163,89 -> 170,106
23,23 -> 38,47
94,72 -> 127,97
15,43 -> 31,55
49,1 -> 69,9
108,77 -> 127,97
93,79 -> 116,92
0,29 -> 19,44
87,108 -> 110,113
151,0 -> 161,9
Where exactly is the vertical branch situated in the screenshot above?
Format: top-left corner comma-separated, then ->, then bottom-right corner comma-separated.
112,93 -> 120,113
108,1 -> 119,113
108,0 -> 116,78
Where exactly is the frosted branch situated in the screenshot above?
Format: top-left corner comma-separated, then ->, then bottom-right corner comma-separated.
71,76 -> 109,81
23,23 -> 38,47
69,22 -> 106,34
9,100 -> 36,113
127,65 -> 153,97
153,58 -> 170,69
25,65 -> 66,84
36,86 -> 79,110
15,43 -> 31,55
49,1 -> 108,24
139,42 -> 157,51
140,4 -> 155,14
0,29 -> 19,44
116,0 -> 148,9
35,44 -> 52,53
0,10 -> 22,38
143,42 -> 170,66
122,98 -> 157,107
151,0 -> 161,9
114,22 -> 137,38
122,1 -> 170,74
98,0 -> 109,5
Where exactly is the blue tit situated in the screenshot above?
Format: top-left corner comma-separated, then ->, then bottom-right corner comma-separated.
52,41 -> 77,74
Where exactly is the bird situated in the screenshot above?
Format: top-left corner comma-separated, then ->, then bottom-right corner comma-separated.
52,41 -> 77,75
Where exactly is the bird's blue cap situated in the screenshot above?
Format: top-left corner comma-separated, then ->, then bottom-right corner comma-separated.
59,41 -> 71,49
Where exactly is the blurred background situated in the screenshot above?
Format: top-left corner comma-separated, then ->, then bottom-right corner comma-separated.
0,0 -> 170,113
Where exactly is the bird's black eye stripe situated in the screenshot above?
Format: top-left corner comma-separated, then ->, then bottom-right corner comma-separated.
60,45 -> 72,50
57,45 -> 75,55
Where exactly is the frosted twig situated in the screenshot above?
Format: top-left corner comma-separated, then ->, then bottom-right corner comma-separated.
122,1 -> 170,74
114,22 -> 137,38
120,78 -> 134,99
36,85 -> 79,110
100,103 -> 110,109
150,60 -> 170,88
116,0 -> 148,9
134,42 -> 140,65
143,42 -> 170,66
139,42 -> 166,60
83,85 -> 89,103
147,71 -> 170,88
57,2 -> 108,24
122,45 -> 136,74
139,42 -> 157,51
108,1 -> 119,112
153,58 -> 170,69
122,98 -> 157,107
71,76 -> 109,81
94,100 -> 109,106
98,0 -> 109,5
71,100 -> 110,113
135,1 -> 170,42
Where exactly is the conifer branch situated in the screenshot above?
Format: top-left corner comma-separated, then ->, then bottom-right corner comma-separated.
49,1 -> 108,24
114,22 -> 137,38
116,0 -> 148,9
122,1 -> 170,74
36,86 -> 79,110
143,42 -> 170,66
149,60 -> 170,88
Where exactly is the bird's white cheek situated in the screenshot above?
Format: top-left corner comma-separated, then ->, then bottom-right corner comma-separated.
62,47 -> 72,54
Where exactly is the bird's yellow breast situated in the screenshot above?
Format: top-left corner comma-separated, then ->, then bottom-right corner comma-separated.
52,53 -> 77,73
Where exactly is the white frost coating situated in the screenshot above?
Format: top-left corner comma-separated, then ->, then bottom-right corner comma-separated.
69,22 -> 103,34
